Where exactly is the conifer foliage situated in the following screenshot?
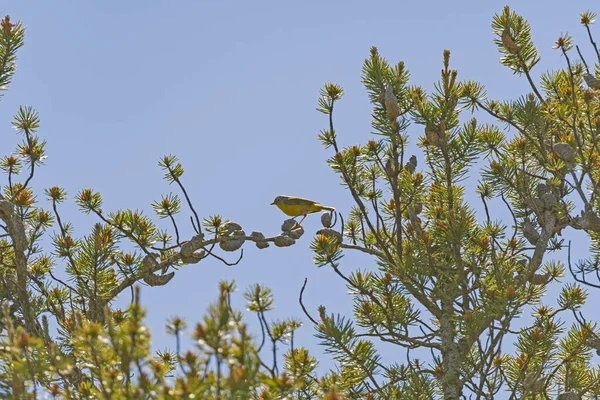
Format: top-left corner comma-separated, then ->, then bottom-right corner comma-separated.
306,6 -> 600,399
0,14 -> 311,399
0,6 -> 600,399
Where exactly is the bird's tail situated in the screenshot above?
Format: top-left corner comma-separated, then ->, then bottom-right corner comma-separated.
320,205 -> 336,212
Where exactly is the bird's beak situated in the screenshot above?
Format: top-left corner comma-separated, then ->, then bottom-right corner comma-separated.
270,202 -> 275,205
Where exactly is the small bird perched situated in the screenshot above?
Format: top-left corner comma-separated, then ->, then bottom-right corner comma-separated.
271,195 -> 335,224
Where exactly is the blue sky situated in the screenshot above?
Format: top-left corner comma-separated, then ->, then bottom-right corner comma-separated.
2,0 -> 599,380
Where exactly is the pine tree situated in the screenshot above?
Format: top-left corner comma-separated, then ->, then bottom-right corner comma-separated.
0,15 -> 315,398
304,7 -> 600,399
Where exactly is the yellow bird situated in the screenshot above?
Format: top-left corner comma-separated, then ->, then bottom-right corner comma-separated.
270,195 -> 335,224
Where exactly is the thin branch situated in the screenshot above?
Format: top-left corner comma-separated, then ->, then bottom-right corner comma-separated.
340,243 -> 385,258
11,129 -> 36,202
567,240 -> 600,288
299,278 -> 318,326
171,174 -> 202,236
576,45 -> 589,72
584,23 -> 600,64
168,213 -> 180,246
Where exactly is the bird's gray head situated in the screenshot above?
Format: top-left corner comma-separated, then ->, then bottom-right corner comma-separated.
270,196 -> 284,206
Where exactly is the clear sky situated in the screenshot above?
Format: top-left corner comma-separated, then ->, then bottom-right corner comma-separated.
2,0 -> 599,382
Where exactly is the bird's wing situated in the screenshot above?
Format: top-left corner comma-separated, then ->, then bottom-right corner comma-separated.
283,197 -> 319,206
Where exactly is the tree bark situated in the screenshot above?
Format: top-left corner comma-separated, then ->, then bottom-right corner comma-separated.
440,297 -> 462,399
0,200 -> 38,334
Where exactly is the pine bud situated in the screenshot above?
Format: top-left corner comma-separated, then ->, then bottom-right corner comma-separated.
324,387 -> 344,400
522,221 -> 540,245
501,29 -> 519,54
316,228 -> 343,243
584,73 -> 600,90
274,235 -> 295,247
318,305 -> 327,321
404,155 -> 417,173
383,85 -> 401,120
143,271 -> 175,287
1,16 -> 15,34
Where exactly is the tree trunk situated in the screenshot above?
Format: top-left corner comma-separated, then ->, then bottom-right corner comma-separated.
440,298 -> 462,399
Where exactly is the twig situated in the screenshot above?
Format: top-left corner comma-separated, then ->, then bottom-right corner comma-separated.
10,129 -> 36,202
299,278 -> 318,325
576,45 -> 589,72
584,23 -> 600,64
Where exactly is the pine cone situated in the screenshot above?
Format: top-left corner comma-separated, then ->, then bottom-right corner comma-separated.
250,231 -> 266,241
256,241 -> 269,249
274,235 -> 295,247
584,73 -> 600,90
223,222 -> 243,235
404,155 -> 417,173
532,197 -> 545,213
556,391 -> 581,400
141,253 -> 159,272
552,142 -> 576,164
219,235 -> 245,252
530,272 -> 551,285
501,29 -> 519,54
180,250 -> 206,264
522,221 -> 540,245
572,209 -> 600,231
584,336 -> 600,351
540,192 -> 558,210
383,85 -> 400,120
425,125 -> 444,147
180,234 -> 204,257
321,212 -> 333,228
250,231 -> 270,249
287,225 -> 304,240
281,219 -> 298,233
536,183 -> 550,197
143,271 -> 175,287
523,374 -> 545,392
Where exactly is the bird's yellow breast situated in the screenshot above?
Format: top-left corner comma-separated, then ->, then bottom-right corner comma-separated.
275,203 -> 323,217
